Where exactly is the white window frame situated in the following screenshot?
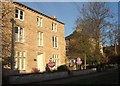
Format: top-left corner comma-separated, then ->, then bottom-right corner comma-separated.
15,26 -> 24,43
38,32 -> 43,46
20,10 -> 24,20
56,55 -> 59,67
15,27 -> 19,42
19,27 -> 24,43
52,54 -> 59,69
14,51 -> 26,70
37,17 -> 43,27
15,8 -> 24,21
52,36 -> 55,48
55,24 -> 57,32
21,52 -> 25,70
55,36 -> 58,48
52,36 -> 58,48
15,9 -> 19,19
52,23 -> 57,32
14,51 -> 18,69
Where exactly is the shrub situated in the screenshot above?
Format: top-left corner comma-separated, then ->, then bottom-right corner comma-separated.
96,63 -> 106,72
57,65 -> 69,72
32,68 -> 39,73
45,64 -> 51,73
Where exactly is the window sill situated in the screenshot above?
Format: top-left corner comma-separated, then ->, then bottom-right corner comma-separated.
54,47 -> 58,50
38,26 -> 42,28
15,18 -> 24,21
52,30 -> 57,32
19,69 -> 26,71
15,42 -> 24,44
20,42 -> 24,44
38,45 -> 43,47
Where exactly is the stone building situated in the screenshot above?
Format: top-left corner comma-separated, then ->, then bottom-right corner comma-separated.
2,2 -> 66,73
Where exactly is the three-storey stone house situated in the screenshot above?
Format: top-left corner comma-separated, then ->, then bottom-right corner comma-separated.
2,2 -> 66,73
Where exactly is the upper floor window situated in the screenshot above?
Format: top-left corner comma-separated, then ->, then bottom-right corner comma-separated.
15,8 -> 24,20
38,32 -> 43,46
52,23 -> 57,32
15,26 -> 24,43
52,36 -> 58,48
20,10 -> 24,19
15,9 -> 19,18
37,17 -> 42,27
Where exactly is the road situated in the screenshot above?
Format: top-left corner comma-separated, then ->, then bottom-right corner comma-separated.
32,69 -> 119,84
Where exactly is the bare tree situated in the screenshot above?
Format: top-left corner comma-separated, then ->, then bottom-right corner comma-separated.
75,2 -> 114,64
0,1 -> 15,69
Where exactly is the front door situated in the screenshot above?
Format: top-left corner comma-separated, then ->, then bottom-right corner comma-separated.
37,53 -> 44,72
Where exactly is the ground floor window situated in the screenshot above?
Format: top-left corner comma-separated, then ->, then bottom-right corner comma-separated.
14,51 -> 26,70
48,54 -> 59,70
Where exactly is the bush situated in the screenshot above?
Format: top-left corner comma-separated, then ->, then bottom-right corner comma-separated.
87,64 -> 97,69
96,63 -> 106,72
69,65 -> 77,70
31,68 -> 39,73
2,68 -> 19,76
45,64 -> 51,73
57,65 -> 69,72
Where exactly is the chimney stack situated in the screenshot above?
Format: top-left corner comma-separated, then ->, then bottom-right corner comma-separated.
51,16 -> 57,20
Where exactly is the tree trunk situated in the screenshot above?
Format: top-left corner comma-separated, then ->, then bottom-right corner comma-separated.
84,54 -> 86,69
114,43 -> 118,55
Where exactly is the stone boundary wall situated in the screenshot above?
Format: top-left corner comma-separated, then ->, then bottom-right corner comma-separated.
72,69 -> 96,76
8,71 -> 68,84
3,69 -> 98,84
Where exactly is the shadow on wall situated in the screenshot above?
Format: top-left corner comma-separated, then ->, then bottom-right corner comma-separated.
2,68 -> 19,76
0,59 -> 2,86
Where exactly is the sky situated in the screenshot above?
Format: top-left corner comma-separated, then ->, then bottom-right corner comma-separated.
20,2 -> 83,37
17,0 -> 120,2
19,2 -> 118,38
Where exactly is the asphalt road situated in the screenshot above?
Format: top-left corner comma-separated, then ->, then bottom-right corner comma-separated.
33,69 -> 119,84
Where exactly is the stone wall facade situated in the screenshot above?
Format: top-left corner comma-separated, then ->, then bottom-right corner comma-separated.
2,2 -> 66,73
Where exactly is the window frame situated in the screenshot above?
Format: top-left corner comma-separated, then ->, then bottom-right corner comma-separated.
52,23 -> 57,32
38,32 -> 43,46
15,27 -> 19,42
14,51 -> 26,70
52,36 -> 58,49
15,26 -> 24,43
37,17 -> 43,27
15,8 -> 24,21
52,54 -> 59,69
15,9 -> 19,19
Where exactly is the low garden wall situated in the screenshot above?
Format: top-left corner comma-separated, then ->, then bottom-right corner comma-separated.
72,69 -> 96,76
4,65 -> 117,84
7,69 -> 97,84
8,71 -> 68,84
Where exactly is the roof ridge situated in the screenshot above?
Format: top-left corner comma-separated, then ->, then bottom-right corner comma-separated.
13,2 -> 64,25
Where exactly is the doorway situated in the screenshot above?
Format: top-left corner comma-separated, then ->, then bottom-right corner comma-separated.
37,53 -> 44,72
